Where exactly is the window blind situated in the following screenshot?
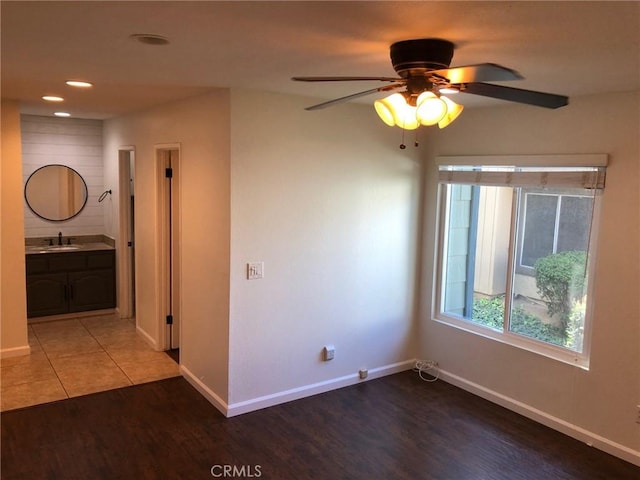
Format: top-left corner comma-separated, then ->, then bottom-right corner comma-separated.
437,166 -> 606,189
436,154 -> 608,189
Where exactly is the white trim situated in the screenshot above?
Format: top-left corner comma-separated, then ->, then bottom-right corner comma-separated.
0,345 -> 31,359
136,324 -> 160,351
155,143 -> 182,351
117,146 -> 135,320
438,368 -> 640,467
432,314 -> 589,368
226,360 -> 415,418
435,154 -> 609,167
180,365 -> 229,416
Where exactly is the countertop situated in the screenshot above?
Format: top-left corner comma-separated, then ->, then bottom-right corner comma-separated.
25,242 -> 115,255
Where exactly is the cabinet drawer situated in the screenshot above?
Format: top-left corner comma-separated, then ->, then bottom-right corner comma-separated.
49,254 -> 86,272
87,251 -> 115,269
26,256 -> 49,274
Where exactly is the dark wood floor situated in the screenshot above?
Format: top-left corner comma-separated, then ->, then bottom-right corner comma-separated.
1,371 -> 638,479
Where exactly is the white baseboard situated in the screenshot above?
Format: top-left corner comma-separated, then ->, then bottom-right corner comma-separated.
180,365 -> 229,416
226,359 -> 415,417
438,368 -> 640,467
0,345 -> 30,359
135,325 -> 159,350
180,360 -> 414,418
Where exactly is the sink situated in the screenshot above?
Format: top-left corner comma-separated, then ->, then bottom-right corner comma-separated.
45,245 -> 81,251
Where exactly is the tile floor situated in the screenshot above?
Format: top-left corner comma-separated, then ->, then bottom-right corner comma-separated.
1,313 -> 180,412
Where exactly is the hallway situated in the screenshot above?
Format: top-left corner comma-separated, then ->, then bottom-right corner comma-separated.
0,313 -> 180,411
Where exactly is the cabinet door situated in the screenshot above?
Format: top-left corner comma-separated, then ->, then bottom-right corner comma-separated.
68,269 -> 116,312
26,272 -> 68,318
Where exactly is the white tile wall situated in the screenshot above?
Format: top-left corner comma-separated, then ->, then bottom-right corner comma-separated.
21,115 -> 106,239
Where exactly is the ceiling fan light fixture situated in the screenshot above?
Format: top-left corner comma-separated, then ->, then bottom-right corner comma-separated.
416,91 -> 448,126
374,99 -> 395,127
375,91 -> 457,130
438,96 -> 464,129
296,37 -> 568,136
394,103 -> 420,130
374,93 -> 407,127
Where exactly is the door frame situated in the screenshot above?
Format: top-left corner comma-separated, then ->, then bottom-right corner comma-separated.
156,144 -> 182,352
117,147 -> 136,320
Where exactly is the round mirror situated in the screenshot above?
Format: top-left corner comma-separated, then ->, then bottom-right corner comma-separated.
24,165 -> 88,222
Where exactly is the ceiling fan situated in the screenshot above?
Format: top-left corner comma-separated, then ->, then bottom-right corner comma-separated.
292,38 -> 568,130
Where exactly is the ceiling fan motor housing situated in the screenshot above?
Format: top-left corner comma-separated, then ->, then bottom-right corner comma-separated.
390,38 -> 455,77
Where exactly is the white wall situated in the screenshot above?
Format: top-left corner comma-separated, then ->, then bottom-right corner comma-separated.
1,100 -> 28,357
419,91 -> 640,461
227,90 -> 421,411
21,115 -> 104,238
10,86 -> 637,464
103,88 -> 421,413
103,90 -> 231,402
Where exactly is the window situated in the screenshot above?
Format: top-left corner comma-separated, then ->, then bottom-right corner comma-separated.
435,161 -> 605,367
519,191 -> 593,269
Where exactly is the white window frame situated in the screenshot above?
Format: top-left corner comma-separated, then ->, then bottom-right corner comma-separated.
432,155 -> 607,369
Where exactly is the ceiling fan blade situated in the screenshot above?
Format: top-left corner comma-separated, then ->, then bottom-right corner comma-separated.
431,63 -> 523,83
304,83 -> 405,110
292,76 -> 401,82
461,82 -> 569,109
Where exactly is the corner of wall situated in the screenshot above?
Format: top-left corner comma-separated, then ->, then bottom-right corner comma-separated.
1,99 -> 29,355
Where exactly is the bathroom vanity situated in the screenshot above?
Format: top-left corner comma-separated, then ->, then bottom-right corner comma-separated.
25,244 -> 116,318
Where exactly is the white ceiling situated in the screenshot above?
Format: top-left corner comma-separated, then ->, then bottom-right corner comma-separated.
2,1 -> 639,119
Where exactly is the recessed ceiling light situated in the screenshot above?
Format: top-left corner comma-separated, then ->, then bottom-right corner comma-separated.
66,80 -> 93,88
42,95 -> 64,102
54,112 -> 71,117
130,33 -> 170,45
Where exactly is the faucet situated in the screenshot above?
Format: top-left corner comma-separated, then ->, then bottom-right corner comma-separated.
58,232 -> 63,245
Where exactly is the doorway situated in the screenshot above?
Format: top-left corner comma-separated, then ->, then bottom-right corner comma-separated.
157,145 -> 181,357
118,149 -> 136,320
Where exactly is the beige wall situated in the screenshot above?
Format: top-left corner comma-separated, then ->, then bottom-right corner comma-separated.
1,100 -> 28,357
227,90 -> 421,410
42,84 -> 638,462
103,90 -> 231,403
103,87 -> 422,414
419,91 -> 640,460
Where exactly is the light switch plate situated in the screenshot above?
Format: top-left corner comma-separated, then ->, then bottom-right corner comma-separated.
247,262 -> 264,280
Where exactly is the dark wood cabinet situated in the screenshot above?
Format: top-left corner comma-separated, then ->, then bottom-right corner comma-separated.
26,272 -> 68,317
26,249 -> 115,318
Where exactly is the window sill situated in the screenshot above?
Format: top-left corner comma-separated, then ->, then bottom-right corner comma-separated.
432,314 -> 590,370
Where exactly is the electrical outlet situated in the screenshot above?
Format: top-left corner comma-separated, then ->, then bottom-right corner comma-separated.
322,345 -> 335,361
415,359 -> 438,370
359,369 -> 368,380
